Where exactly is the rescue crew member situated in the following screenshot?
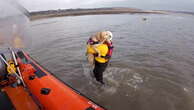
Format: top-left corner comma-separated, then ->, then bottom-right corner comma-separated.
86,31 -> 113,84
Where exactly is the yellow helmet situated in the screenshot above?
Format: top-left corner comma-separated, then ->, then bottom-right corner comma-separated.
7,60 -> 16,74
8,60 -> 14,65
106,31 -> 113,41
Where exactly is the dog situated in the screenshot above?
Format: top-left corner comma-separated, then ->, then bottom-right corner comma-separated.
86,31 -> 113,66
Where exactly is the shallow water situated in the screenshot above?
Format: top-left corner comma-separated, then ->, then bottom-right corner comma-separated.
26,14 -> 194,110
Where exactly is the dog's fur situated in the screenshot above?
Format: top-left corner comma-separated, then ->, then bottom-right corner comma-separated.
87,53 -> 95,65
87,31 -> 112,65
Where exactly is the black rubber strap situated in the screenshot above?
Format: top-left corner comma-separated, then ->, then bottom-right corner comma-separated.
108,46 -> 114,49
15,64 -> 19,67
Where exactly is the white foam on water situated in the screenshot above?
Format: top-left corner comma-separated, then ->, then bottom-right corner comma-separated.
104,67 -> 128,86
102,67 -> 134,94
100,85 -> 117,95
184,88 -> 188,92
126,72 -> 144,90
82,63 -> 93,78
82,63 -> 145,95
81,62 -> 96,87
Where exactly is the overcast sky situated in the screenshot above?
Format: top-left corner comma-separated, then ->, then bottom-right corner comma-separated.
18,0 -> 194,12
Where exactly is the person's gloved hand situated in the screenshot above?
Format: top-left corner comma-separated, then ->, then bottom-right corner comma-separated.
94,53 -> 99,57
104,55 -> 111,59
98,53 -> 102,57
94,53 -> 102,57
100,55 -> 111,59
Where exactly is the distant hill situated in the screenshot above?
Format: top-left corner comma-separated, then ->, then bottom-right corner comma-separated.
167,11 -> 194,15
30,8 -> 165,20
153,10 -> 194,15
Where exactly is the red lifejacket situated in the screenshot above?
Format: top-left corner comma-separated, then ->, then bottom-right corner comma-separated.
105,41 -> 113,58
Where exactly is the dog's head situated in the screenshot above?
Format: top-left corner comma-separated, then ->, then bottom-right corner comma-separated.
96,31 -> 113,43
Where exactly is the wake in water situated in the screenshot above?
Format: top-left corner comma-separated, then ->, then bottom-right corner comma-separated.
81,61 -> 145,95
82,62 -> 118,95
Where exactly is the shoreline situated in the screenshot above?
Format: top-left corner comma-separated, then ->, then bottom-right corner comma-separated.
30,8 -> 166,20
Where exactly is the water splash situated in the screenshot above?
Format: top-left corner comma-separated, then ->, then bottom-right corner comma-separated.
82,62 -> 119,95
126,72 -> 144,90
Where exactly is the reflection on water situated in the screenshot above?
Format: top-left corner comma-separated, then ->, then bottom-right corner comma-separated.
27,14 -> 194,110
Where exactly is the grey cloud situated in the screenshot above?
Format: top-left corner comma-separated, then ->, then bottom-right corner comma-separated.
18,0 -> 194,12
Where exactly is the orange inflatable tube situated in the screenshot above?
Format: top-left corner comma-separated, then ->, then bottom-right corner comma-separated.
16,50 -> 105,110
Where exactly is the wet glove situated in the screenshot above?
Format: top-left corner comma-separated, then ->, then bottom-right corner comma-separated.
101,55 -> 111,59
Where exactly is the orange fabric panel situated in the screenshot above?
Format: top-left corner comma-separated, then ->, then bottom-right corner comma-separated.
3,86 -> 40,110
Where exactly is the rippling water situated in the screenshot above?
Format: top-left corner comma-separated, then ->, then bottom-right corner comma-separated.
27,14 -> 194,110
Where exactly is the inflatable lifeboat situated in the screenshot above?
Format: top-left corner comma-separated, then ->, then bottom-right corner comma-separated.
0,49 -> 105,110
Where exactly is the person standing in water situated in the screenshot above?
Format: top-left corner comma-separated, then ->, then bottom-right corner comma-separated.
86,31 -> 113,84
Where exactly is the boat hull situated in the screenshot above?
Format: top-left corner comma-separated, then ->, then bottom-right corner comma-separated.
16,50 -> 105,110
